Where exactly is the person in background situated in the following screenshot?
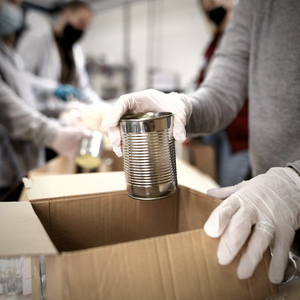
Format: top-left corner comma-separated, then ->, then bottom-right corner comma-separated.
0,0 -> 91,200
17,0 -> 102,109
195,0 -> 250,187
102,0 -> 300,288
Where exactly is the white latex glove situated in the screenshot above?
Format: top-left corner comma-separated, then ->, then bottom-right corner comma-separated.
101,89 -> 192,157
59,102 -> 89,127
204,167 -> 300,284
50,126 -> 92,157
66,101 -> 89,112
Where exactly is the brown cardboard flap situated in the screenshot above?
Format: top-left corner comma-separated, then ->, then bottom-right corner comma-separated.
31,202 -> 51,236
177,157 -> 218,191
52,229 -> 277,300
28,156 -> 76,177
0,202 -> 57,257
24,158 -> 218,202
190,142 -> 217,181
24,171 -> 126,200
31,190 -> 180,252
30,186 -> 222,252
178,186 -> 222,232
45,256 -> 63,300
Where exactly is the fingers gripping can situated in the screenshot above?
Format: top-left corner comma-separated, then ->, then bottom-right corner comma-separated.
120,112 -> 177,200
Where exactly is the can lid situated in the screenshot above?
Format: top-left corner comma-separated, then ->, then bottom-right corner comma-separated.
120,112 -> 172,121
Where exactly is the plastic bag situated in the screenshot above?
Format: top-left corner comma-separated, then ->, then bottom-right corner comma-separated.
0,256 -> 23,295
265,251 -> 300,299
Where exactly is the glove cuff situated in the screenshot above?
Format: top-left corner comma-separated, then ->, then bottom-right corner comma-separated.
287,162 -> 300,177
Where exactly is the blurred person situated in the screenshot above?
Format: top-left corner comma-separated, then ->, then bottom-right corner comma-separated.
17,0 -> 102,108
196,0 -> 250,187
0,0 -> 91,200
102,0 -> 300,287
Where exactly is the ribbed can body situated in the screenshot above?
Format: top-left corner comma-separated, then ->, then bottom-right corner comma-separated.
120,112 -> 177,200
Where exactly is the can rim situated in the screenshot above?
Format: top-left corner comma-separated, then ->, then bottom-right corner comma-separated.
120,112 -> 173,121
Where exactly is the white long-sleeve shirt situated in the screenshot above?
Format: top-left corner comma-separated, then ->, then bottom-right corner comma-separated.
17,27 -> 102,105
0,38 -> 60,188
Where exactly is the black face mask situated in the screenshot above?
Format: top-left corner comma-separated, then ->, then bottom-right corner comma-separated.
61,23 -> 84,49
206,6 -> 227,26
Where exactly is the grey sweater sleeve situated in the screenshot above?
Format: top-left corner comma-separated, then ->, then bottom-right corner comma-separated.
185,0 -> 252,136
0,78 -> 60,147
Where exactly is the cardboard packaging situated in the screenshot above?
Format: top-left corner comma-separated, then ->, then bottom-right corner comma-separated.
20,158 -> 219,201
190,141 -> 217,182
1,172 -> 277,300
18,151 -> 124,202
27,151 -> 124,178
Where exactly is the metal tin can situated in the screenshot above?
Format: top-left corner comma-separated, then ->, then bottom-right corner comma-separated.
75,131 -> 103,172
120,112 -> 177,200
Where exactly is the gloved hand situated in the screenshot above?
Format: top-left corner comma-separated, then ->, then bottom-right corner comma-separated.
60,102 -> 108,131
54,84 -> 81,101
101,89 -> 192,157
50,126 -> 92,157
204,167 -> 300,284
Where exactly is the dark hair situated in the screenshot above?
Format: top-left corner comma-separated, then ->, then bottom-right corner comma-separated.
63,1 -> 91,12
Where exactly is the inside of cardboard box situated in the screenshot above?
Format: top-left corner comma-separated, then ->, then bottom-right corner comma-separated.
30,186 -> 221,252
28,186 -> 278,300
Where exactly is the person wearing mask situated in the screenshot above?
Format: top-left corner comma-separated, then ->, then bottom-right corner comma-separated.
195,0 -> 250,187
17,0 -> 102,108
0,0 -> 91,200
102,0 -> 300,288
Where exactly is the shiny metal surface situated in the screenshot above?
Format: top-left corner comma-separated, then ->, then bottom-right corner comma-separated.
75,131 -> 103,171
120,112 -> 177,200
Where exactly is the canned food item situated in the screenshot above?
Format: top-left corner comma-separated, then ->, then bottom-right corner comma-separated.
75,131 -> 103,170
120,112 -> 177,200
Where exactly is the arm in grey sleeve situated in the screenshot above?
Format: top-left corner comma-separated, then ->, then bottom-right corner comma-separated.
185,0 -> 252,136
0,78 -> 60,147
34,93 -> 68,118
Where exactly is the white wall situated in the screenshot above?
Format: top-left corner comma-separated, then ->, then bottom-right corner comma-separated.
81,0 -> 211,92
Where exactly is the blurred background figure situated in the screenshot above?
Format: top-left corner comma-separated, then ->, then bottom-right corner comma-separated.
17,0 -> 102,107
0,0 -> 91,201
194,0 -> 250,187
17,0 -> 106,160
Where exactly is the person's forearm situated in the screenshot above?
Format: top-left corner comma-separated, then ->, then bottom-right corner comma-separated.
36,96 -> 68,118
186,78 -> 246,137
0,80 -> 60,146
28,72 -> 57,93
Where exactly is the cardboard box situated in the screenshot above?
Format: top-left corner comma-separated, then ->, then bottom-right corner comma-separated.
20,158 -> 219,201
1,175 -> 277,300
18,151 -> 124,202
190,141 -> 217,182
28,151 -> 124,177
